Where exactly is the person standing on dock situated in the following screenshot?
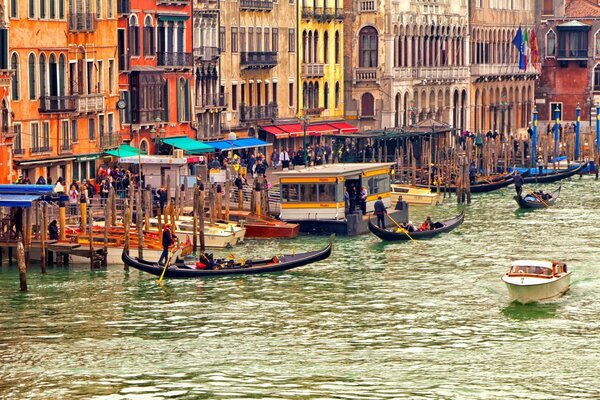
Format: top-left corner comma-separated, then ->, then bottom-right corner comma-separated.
374,196 -> 387,229
514,172 -> 524,196
359,186 -> 368,216
280,149 -> 290,170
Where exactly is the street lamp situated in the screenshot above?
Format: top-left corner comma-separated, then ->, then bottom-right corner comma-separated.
299,107 -> 310,166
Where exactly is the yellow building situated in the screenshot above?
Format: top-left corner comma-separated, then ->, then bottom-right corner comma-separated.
298,0 -> 344,120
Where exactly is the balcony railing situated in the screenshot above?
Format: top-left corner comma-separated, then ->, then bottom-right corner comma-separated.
193,46 -> 220,61
68,13 -> 96,32
132,109 -> 164,125
335,8 -> 344,20
240,0 -> 273,11
39,96 -> 78,113
157,52 -> 194,67
240,103 -> 278,122
31,146 -> 53,154
240,52 -> 277,69
78,93 -> 105,113
196,93 -> 227,110
470,64 -> 534,76
100,132 -> 122,150
157,0 -> 189,4
392,67 -> 469,81
353,67 -> 379,82
117,0 -> 130,14
302,7 -> 313,19
302,63 -> 325,78
359,0 -> 376,12
13,148 -> 25,155
557,49 -> 588,59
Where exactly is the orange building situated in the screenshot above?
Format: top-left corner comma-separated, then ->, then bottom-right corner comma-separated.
8,0 -> 119,183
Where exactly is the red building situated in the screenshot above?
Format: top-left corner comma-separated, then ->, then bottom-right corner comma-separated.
536,0 -> 600,128
117,0 -> 195,155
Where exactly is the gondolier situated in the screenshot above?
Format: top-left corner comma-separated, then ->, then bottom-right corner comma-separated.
158,224 -> 177,265
513,171 -> 524,196
373,196 -> 387,229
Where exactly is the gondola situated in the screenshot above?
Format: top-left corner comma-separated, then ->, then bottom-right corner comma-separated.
416,176 -> 514,193
368,211 -> 464,241
121,237 -> 333,278
523,162 -> 586,184
515,186 -> 561,209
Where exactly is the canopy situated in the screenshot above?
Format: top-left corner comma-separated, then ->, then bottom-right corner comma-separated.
0,194 -> 43,208
0,184 -> 57,208
162,136 -> 215,154
104,144 -> 146,158
209,138 -> 272,151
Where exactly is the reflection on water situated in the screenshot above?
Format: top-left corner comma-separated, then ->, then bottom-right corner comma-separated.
1,177 -> 600,398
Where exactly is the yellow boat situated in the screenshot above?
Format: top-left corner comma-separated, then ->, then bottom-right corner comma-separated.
390,184 -> 443,206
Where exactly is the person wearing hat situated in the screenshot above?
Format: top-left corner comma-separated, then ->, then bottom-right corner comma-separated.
373,196 -> 387,229
158,223 -> 177,265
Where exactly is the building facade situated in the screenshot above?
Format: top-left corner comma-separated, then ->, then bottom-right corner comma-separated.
9,0 -> 119,183
117,0 -> 195,155
469,0 -> 538,135
1,0 -> 15,182
344,0 -> 469,132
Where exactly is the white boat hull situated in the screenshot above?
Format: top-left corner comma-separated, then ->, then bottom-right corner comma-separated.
502,273 -> 571,304
390,186 -> 442,206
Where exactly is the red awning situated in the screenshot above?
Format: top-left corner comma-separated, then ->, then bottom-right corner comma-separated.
278,124 -> 305,137
328,122 -> 359,133
260,125 -> 288,138
309,124 -> 339,135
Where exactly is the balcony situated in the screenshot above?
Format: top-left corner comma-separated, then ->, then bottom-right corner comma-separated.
557,49 -> 588,60
194,46 -> 220,62
302,63 -> 325,78
78,93 -> 105,113
240,103 -> 278,122
13,148 -> 25,156
335,9 -> 344,20
196,93 -> 227,111
240,52 -> 277,69
39,96 -> 78,113
68,13 -> 96,32
392,67 -> 469,82
358,0 -> 376,12
117,0 -> 130,14
353,67 -> 379,83
156,0 -> 189,4
240,0 -> 273,11
30,146 -> 53,154
100,132 -> 122,150
302,7 -> 313,19
157,52 -> 194,68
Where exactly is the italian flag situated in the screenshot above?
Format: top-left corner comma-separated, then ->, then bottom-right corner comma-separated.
523,29 -> 531,68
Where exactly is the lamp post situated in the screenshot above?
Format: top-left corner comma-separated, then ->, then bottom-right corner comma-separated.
299,107 -> 309,166
553,104 -> 560,162
575,103 -> 581,160
531,106 -> 538,168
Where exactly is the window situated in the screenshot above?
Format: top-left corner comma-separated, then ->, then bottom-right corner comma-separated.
30,122 -> 39,150
220,26 -> 226,53
335,31 -> 340,63
256,28 -> 262,52
289,82 -> 294,107
49,0 -> 55,18
107,0 -> 113,18
177,78 -> 190,122
272,28 -> 278,52
264,28 -> 270,52
323,31 -> 329,63
71,119 -> 78,142
368,175 -> 389,194
543,0 -> 553,15
241,82 -> 245,104
272,82 -> 277,104
39,53 -> 46,97
95,0 -> 101,19
99,114 -> 105,140
88,118 -> 95,140
232,84 -> 237,110
248,28 -> 254,51
40,0 -> 46,18
288,29 -> 296,52
108,113 -> 114,137
10,0 -> 18,18
549,102 -> 562,121
97,60 -> 104,92
231,27 -> 238,53
41,121 -> 49,147
281,184 -> 300,202
61,120 -> 69,149
596,32 -> 600,57
0,30 -> 7,70
335,81 -> 340,108
240,28 -> 246,52
10,53 -> 19,100
29,0 -> 34,18
594,65 -> 600,91
361,92 -> 375,117
119,91 -> 130,123
58,0 -> 64,18
359,26 -> 378,67
546,30 -> 556,57
13,124 -> 22,151
28,53 -> 36,100
108,60 -> 115,94
143,16 -> 155,56
129,15 -> 140,57
324,82 -> 329,109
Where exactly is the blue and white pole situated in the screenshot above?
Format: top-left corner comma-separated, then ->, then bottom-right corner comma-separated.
575,104 -> 581,161
531,107 -> 538,168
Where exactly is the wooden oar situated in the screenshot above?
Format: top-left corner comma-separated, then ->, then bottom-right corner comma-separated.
157,246 -> 182,283
385,214 -> 416,243
524,187 -> 550,208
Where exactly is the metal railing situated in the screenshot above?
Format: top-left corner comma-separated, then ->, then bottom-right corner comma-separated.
193,46 -> 220,61
39,96 -> 78,113
239,0 -> 273,10
353,67 -> 378,82
68,13 -> 96,32
78,93 -> 105,113
240,51 -> 277,68
240,103 -> 278,122
557,49 -> 588,59
31,145 -> 53,154
13,147 -> 25,155
60,143 -> 73,153
301,7 -> 313,19
100,133 -> 122,150
157,52 -> 194,67
196,93 -> 227,109
302,63 -> 325,78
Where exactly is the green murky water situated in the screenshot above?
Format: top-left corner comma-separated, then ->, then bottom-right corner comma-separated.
1,176 -> 600,399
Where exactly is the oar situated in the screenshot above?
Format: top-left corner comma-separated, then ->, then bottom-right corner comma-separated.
524,187 -> 550,208
385,214 -> 416,243
157,249 -> 174,283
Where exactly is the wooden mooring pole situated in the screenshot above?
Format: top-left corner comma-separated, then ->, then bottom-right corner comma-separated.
40,203 -> 47,274
17,240 -> 27,292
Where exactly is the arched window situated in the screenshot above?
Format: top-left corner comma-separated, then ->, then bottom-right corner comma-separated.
324,82 -> 329,109
361,93 -> 374,117
129,15 -> 140,57
594,64 -> 600,91
546,30 -> 556,57
323,31 -> 329,64
313,30 -> 318,63
302,30 -> 307,63
58,54 -> 66,97
314,82 -> 319,108
359,26 -> 378,67
335,31 -> 340,64
144,16 -> 155,56
140,139 -> 148,154
28,53 -> 36,100
177,77 -> 190,121
595,30 -> 600,57
335,81 -> 340,108
39,53 -> 47,98
303,82 -> 308,108
11,53 -> 20,101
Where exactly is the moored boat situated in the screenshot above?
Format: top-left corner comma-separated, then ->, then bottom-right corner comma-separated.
121,237 -> 334,278
390,184 -> 443,206
515,186 -> 561,209
368,211 -> 464,241
220,210 -> 300,239
501,260 -> 571,304
416,176 -> 514,193
522,163 -> 586,184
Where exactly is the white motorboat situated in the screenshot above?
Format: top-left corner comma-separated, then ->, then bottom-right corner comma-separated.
161,215 -> 246,244
501,260 -> 571,304
146,218 -> 242,247
390,184 -> 443,206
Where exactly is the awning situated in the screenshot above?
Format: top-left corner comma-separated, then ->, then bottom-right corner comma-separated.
260,125 -> 289,138
162,136 -> 215,154
0,194 -> 43,208
278,124 -> 305,138
328,122 -> 359,133
0,184 -> 57,208
104,144 -> 146,158
17,156 -> 76,167
309,124 -> 339,136
209,138 -> 272,151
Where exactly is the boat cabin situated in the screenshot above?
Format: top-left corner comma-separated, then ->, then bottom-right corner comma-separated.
508,260 -> 568,278
274,163 -> 393,221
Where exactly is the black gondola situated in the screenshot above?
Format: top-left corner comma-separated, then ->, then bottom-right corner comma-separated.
523,163 -> 586,184
515,186 -> 561,209
121,238 -> 333,278
416,176 -> 514,193
368,212 -> 464,241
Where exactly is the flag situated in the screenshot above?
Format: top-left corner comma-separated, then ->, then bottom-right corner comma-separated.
530,28 -> 540,66
512,27 -> 525,70
523,29 -> 530,68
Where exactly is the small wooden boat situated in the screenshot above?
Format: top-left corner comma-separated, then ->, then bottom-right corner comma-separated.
121,237 -> 333,277
416,176 -> 514,193
515,186 -> 561,209
390,184 -> 443,206
501,260 -> 571,304
222,210 -> 300,239
368,211 -> 464,241
523,162 -> 586,184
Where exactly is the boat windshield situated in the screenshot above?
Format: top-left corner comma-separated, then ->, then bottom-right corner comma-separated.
510,266 -> 553,276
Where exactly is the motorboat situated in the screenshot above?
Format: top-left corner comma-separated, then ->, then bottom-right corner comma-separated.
390,184 -> 443,206
146,217 -> 243,246
501,260 -> 571,304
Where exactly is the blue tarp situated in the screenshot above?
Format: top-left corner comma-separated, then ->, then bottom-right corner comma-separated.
0,185 -> 55,194
0,185 -> 57,208
0,194 -> 44,208
208,138 -> 272,152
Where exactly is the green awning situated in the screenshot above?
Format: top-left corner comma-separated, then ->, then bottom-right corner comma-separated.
158,15 -> 189,22
162,136 -> 215,154
104,144 -> 146,158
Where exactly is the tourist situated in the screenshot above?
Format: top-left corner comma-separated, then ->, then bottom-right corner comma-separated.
158,186 -> 168,213
68,184 -> 79,214
54,177 -> 65,194
348,184 -> 357,214
36,176 -> 46,185
359,186 -> 368,216
280,149 -> 290,170
537,157 -> 544,176
271,150 -> 280,170
469,162 -> 477,185
513,171 -> 524,196
158,224 -> 176,266
373,196 -> 387,229
419,216 -> 433,232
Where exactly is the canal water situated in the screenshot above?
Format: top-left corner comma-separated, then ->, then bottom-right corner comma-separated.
1,177 -> 600,399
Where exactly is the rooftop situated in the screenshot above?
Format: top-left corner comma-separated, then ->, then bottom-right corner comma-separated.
274,163 -> 393,178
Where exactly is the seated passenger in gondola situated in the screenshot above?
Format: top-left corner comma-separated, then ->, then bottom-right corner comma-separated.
400,222 -> 416,233
419,216 -> 433,232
